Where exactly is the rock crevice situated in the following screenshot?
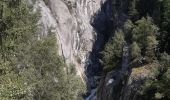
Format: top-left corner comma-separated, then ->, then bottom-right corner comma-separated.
34,0 -> 112,84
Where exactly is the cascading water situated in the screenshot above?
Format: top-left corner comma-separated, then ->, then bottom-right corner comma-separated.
27,0 -> 157,100
32,0 -> 115,99
84,0 -> 114,99
97,42 -> 130,100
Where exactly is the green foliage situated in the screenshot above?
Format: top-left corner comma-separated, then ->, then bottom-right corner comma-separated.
132,17 -> 158,46
145,36 -> 158,60
0,3 -> 38,99
128,17 -> 159,63
124,19 -> 134,41
100,0 -> 170,99
128,0 -> 138,20
0,0 -> 39,62
141,53 -> 170,100
130,42 -> 141,60
69,63 -> 76,75
123,1 -> 170,99
157,0 -> 170,53
126,0 -> 170,53
101,30 -> 125,72
124,19 -> 134,34
0,1 -> 85,100
0,61 -> 30,100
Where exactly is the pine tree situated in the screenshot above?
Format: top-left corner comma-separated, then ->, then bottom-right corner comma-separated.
158,0 -> 170,53
130,42 -> 141,60
101,30 -> 125,72
128,0 -> 138,20
131,17 -> 158,62
0,1 -> 85,99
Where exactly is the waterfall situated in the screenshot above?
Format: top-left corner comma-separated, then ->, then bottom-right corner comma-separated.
96,42 -> 130,100
32,0 -> 113,99
26,1 -> 159,100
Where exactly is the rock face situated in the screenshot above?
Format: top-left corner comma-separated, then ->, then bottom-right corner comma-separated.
97,43 -> 130,100
34,0 -> 114,99
34,0 -> 153,100
33,0 -> 112,79
30,1 -> 160,100
97,60 -> 159,100
27,0 -> 159,100
119,63 -> 159,100
38,0 -> 103,62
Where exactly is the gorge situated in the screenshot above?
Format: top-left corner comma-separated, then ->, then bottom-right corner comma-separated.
0,0 -> 170,100
33,0 -> 161,100
34,0 -> 113,95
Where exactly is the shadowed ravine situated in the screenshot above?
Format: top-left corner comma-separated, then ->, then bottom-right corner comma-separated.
33,0 -> 132,99
84,0 -> 113,99
86,42 -> 130,100
2,0 -> 169,100
85,0 -> 130,99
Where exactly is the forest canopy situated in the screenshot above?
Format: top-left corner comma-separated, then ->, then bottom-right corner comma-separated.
0,0 -> 85,100
100,0 -> 170,99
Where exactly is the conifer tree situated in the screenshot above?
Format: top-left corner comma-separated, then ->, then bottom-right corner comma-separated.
101,30 -> 125,72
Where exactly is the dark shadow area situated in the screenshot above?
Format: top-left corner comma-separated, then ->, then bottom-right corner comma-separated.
85,0 -> 129,89
85,0 -> 113,92
84,0 -> 130,99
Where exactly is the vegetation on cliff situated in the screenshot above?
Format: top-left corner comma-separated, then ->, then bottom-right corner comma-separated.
100,0 -> 170,99
0,0 -> 85,100
0,0 -> 170,100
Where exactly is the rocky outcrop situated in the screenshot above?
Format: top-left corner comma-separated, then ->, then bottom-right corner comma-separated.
33,0 -> 112,80
33,0 -> 115,99
97,62 -> 159,100
30,1 -> 160,100
48,0 -> 93,62
97,43 -> 129,100
39,0 -> 103,63
120,63 -> 159,100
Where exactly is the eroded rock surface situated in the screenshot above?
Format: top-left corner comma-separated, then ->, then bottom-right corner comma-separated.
32,0 -> 113,85
33,0 -> 111,76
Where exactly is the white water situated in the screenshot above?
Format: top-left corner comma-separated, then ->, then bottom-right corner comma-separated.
85,89 -> 97,100
33,0 -> 112,99
121,43 -> 129,72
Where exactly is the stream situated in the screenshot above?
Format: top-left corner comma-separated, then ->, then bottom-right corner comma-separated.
85,42 -> 130,100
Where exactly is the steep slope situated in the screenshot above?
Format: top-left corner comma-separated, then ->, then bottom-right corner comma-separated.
34,0 -> 170,100
33,0 -> 113,87
34,0 -> 106,79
